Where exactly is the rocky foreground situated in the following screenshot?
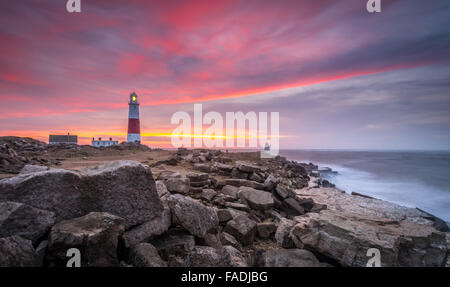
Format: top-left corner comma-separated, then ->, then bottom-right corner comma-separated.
0,142 -> 449,267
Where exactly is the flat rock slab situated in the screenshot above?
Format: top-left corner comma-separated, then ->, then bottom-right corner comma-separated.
0,161 -> 164,228
224,214 -> 257,246
290,209 -> 447,267
238,187 -> 274,210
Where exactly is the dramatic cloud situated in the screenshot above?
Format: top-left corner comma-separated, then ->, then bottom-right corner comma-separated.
0,0 -> 449,148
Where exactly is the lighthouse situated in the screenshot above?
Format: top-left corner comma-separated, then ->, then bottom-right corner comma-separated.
127,92 -> 141,143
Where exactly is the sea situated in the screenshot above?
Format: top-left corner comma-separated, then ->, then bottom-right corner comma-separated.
280,150 -> 450,222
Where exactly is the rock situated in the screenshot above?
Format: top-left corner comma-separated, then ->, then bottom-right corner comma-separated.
155,180 -> 169,197
221,185 -> 239,199
282,198 -> 305,215
0,236 -> 39,267
225,179 -> 265,190
257,222 -> 277,238
274,185 -> 289,199
184,246 -> 226,267
297,197 -> 315,210
224,215 -> 257,246
193,163 -> 211,173
152,232 -> 195,260
0,201 -> 56,244
0,160 -> 164,228
168,194 -> 219,238
290,209 -> 448,267
197,232 -> 222,249
275,218 -> 295,248
200,189 -> 217,201
20,164 -> 50,174
264,174 -> 279,191
190,180 -> 210,187
238,187 -> 274,211
220,232 -> 242,251
213,162 -> 233,173
186,172 -> 209,182
249,172 -> 264,183
217,209 -> 233,223
157,170 -> 181,180
224,202 -> 250,212
262,249 -> 328,267
35,240 -> 48,267
235,161 -> 261,173
128,243 -> 168,267
231,168 -> 248,179
223,245 -> 247,267
47,212 -> 125,267
122,204 -> 171,249
163,178 -> 190,194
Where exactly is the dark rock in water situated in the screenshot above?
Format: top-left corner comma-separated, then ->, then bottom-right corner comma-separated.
262,249 -> 329,267
275,218 -> 295,248
128,243 -> 167,267
0,236 -> 39,267
0,201 -> 56,244
47,212 -> 125,267
0,161 -> 164,228
224,214 -> 257,246
238,186 -> 274,211
290,209 -> 448,267
168,194 -> 219,238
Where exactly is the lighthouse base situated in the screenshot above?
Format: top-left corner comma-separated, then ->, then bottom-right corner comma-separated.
127,133 -> 141,143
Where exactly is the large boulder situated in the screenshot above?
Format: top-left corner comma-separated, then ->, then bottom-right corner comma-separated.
0,236 -> 39,267
128,243 -> 168,267
224,214 -> 257,246
261,249 -> 328,267
47,212 -> 125,267
168,194 -> 219,238
238,187 -> 274,211
0,201 -> 56,244
0,161 -> 164,228
290,209 -> 447,267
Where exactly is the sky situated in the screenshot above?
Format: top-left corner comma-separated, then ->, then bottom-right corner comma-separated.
0,0 -> 449,149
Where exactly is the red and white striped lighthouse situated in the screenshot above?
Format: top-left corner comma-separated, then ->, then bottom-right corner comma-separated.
127,92 -> 141,143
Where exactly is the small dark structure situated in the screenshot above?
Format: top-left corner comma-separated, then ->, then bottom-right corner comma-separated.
49,133 -> 78,145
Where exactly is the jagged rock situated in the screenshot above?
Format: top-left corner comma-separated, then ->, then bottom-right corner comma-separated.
168,194 -> 219,238
220,232 -> 242,251
257,222 -> 277,238
184,246 -> 226,267
151,232 -> 195,260
0,201 -> 56,244
275,218 -> 295,248
235,161 -> 261,173
238,187 -> 274,211
224,214 -> 257,246
221,185 -> 239,199
122,204 -> 171,249
274,185 -> 289,199
223,245 -> 247,267
262,249 -> 328,267
290,209 -> 447,267
128,243 -> 168,267
264,174 -> 279,191
201,189 -> 217,201
249,172 -> 264,183
47,212 -> 125,267
155,180 -> 169,197
0,161 -> 164,228
163,178 -> 190,194
225,179 -> 265,190
297,197 -> 315,210
282,198 -> 305,215
0,236 -> 39,267
217,209 -> 233,223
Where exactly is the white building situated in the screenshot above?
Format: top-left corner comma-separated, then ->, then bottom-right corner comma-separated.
92,137 -> 119,147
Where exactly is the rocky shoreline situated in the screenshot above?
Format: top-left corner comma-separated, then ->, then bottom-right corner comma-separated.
0,137 -> 448,267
